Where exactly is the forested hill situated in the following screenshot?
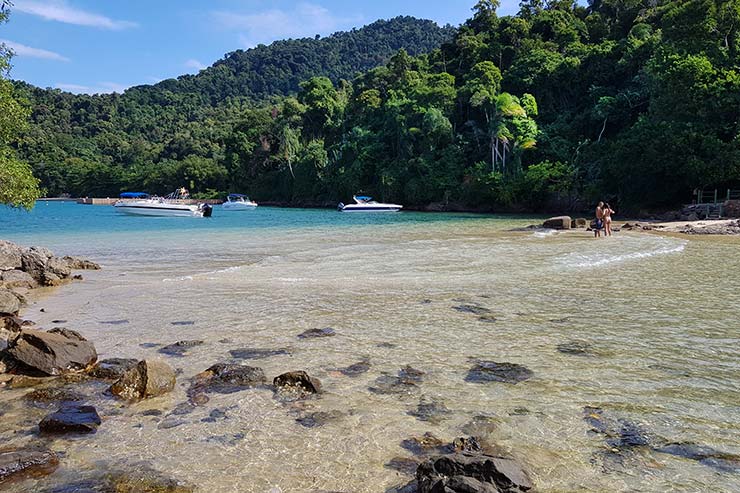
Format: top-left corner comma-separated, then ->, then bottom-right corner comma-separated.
152,17 -> 456,103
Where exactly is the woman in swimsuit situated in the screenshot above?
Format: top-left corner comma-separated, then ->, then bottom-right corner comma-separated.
603,203 -> 614,236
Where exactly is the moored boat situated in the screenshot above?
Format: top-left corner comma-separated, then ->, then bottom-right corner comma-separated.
114,189 -> 213,217
338,195 -> 403,212
221,194 -> 258,211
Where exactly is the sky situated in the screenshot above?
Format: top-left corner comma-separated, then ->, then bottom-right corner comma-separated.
0,0 -> 521,94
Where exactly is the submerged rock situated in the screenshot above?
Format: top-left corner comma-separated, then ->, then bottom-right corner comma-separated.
100,319 -> 129,325
338,360 -> 371,377
465,360 -> 533,384
408,395 -> 452,423
556,341 -> 596,356
452,304 -> 491,316
229,347 -> 290,360
23,387 -> 85,408
39,404 -> 101,434
370,365 -> 425,395
401,433 -> 450,456
385,456 -> 421,475
297,327 -> 336,339
109,360 -> 176,400
158,340 -> 205,357
461,415 -> 498,437
654,442 -> 740,473
0,447 -> 59,483
295,410 -> 344,428
5,328 -> 97,376
88,358 -> 138,380
171,321 -> 195,326
416,452 -> 533,493
188,363 -> 266,404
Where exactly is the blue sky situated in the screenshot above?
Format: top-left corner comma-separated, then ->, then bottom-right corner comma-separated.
1,0 -> 521,94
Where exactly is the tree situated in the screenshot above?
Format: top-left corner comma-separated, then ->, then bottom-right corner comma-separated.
0,3 -> 41,209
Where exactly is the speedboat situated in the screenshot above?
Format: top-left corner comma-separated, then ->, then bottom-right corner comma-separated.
338,195 -> 403,212
222,194 -> 258,211
114,189 -> 213,217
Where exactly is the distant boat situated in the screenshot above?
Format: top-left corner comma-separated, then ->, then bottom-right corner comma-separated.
114,189 -> 213,217
221,194 -> 258,211
338,195 -> 403,212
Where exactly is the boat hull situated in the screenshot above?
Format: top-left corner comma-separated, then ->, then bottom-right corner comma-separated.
340,205 -> 402,212
222,203 -> 258,211
114,202 -> 205,217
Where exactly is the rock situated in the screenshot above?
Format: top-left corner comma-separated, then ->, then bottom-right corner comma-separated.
274,370 -> 322,394
23,387 -> 85,407
5,328 -> 97,376
21,246 -> 52,282
0,270 -> 37,289
338,360 -> 371,377
42,272 -> 63,286
201,408 -> 229,423
370,366 -> 425,395
88,358 -> 138,380
158,340 -> 205,357
229,347 -> 290,360
47,327 -> 86,341
61,256 -> 100,270
0,240 -> 23,270
105,467 -> 195,493
295,410 -> 344,428
408,395 -> 452,423
109,360 -> 176,400
571,218 -> 589,228
416,452 -> 533,493
465,360 -> 533,384
654,442 -> 740,473
686,212 -> 699,221
5,375 -> 58,389
556,341 -> 595,356
543,216 -> 572,230
0,289 -> 21,315
171,320 -> 195,326
39,404 -> 101,434
386,457 -> 421,476
297,327 -> 336,339
100,319 -> 129,325
461,415 -> 498,437
188,363 -> 266,402
452,304 -> 491,316
46,256 -> 72,278
401,433 -> 450,456
0,447 -> 59,483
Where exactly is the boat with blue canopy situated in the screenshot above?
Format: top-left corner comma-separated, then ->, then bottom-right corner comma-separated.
338,195 -> 403,212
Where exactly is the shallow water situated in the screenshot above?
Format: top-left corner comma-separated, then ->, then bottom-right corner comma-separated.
1,202 -> 739,492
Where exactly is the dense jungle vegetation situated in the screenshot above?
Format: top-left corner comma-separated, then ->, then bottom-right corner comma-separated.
4,1 -> 740,211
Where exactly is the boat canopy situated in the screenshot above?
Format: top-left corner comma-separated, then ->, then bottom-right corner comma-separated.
355,195 -> 373,201
228,194 -> 247,198
120,192 -> 150,199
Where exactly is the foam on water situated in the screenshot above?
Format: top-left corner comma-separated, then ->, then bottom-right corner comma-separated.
555,236 -> 687,269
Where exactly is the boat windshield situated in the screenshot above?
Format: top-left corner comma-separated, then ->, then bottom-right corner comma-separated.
228,194 -> 249,202
354,195 -> 375,204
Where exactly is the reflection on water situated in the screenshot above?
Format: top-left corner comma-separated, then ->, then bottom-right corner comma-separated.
1,203 -> 739,492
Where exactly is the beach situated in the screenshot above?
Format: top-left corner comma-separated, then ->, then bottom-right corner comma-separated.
1,203 -> 739,492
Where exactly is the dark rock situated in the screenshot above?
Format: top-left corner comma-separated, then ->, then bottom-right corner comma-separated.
171,321 -> 195,326
39,404 -> 101,434
295,410 -> 343,428
386,456 -> 421,475
0,289 -> 21,315
204,433 -> 245,446
158,340 -> 204,357
338,360 -> 371,377
298,327 -> 336,339
399,365 -> 425,382
72,274 -> 83,281
88,358 -> 138,380
401,433 -> 450,456
478,315 -> 497,323
109,359 -> 176,400
0,447 -> 59,483
157,417 -> 186,430
46,327 -> 86,341
370,365 -> 425,395
274,370 -> 322,394
556,341 -> 595,356
542,216 -> 572,230
188,363 -> 266,403
50,320 -> 67,324
100,319 -> 129,325
608,419 -> 650,448
461,415 -> 498,436
23,387 -> 85,407
141,409 -> 163,416
6,328 -> 97,376
408,396 -> 452,423
170,402 -> 196,416
139,342 -> 160,348
571,218 -> 589,228
416,452 -> 533,493
229,347 -> 290,360
654,442 -> 740,473
377,342 -> 397,348
201,408 -> 229,423
452,304 -> 491,316
105,466 -> 194,492
465,361 -> 533,384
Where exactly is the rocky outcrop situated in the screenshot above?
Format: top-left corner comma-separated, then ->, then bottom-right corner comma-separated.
0,240 -> 100,290
4,328 -> 97,376
416,452 -> 533,493
0,270 -> 37,289
0,447 -> 59,483
109,360 -> 176,400
679,220 -> 740,235
542,216 -> 572,229
39,404 -> 101,434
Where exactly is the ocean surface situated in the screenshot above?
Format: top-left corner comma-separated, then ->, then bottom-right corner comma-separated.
1,201 -> 739,492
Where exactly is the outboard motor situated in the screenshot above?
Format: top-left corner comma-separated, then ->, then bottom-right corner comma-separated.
337,202 -> 345,211
199,203 -> 213,217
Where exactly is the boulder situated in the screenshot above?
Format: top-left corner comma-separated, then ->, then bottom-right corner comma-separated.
0,240 -> 23,271
416,452 -> 533,493
0,447 -> 59,483
297,327 -> 336,339
0,270 -> 37,289
39,404 -> 101,434
0,289 -> 21,315
45,257 -> 72,279
274,370 -> 322,394
543,216 -> 572,229
88,358 -> 138,380
338,360 -> 371,377
109,360 -> 176,400
62,256 -> 101,270
188,364 -> 266,404
5,328 -> 97,375
571,218 -> 589,228
465,360 -> 533,385
21,246 -> 53,282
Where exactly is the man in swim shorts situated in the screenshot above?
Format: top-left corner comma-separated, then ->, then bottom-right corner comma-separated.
594,201 -> 604,238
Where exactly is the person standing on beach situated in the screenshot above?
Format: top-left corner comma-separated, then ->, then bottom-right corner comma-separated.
603,203 -> 615,236
594,202 -> 604,238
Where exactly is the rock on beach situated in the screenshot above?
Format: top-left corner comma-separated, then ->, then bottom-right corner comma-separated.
109,360 -> 176,400
4,328 -> 97,376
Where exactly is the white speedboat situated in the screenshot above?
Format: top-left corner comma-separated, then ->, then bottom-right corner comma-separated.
338,195 -> 403,212
222,194 -> 258,211
114,190 -> 213,217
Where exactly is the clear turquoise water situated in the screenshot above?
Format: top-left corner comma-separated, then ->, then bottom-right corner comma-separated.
1,201 -> 739,493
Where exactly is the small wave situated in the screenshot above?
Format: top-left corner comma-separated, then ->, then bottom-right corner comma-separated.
162,265 -> 248,282
533,229 -> 557,238
560,243 -> 686,269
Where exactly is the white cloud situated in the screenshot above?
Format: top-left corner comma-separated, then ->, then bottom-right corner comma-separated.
14,0 -> 137,30
55,81 -> 128,94
184,58 -> 206,71
212,2 -> 361,48
0,39 -> 69,61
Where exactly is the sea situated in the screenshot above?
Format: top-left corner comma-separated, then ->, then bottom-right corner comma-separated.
0,201 -> 738,492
